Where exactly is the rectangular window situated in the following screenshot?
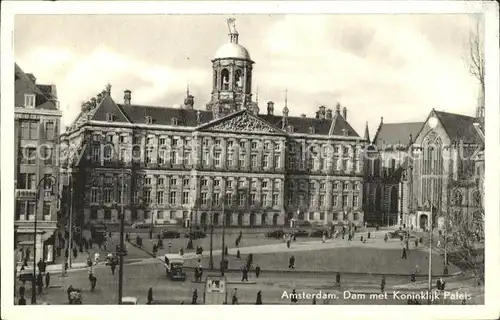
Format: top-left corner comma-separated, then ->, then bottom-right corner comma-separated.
172,138 -> 178,147
159,138 -> 166,145
342,195 -> 348,207
309,182 -> 315,190
104,188 -> 112,203
183,152 -> 191,166
272,194 -> 279,206
145,177 -> 151,185
147,137 -> 154,145
226,180 -> 233,188
261,181 -> 268,189
24,94 -> 35,108
320,182 -> 325,190
214,139 -> 221,146
251,141 -> 257,149
169,192 -> 176,205
171,151 -> 178,165
320,212 -> 325,220
117,189 -> 124,204
30,121 -> 38,140
227,140 -> 234,148
214,151 -> 221,166
201,179 -> 208,187
45,122 -> 55,140
203,139 -> 210,147
104,209 -> 111,220
250,180 -> 256,189
250,193 -> 256,205
239,141 -> 246,149
170,178 -> 177,187
144,189 -> 151,204
238,156 -> 245,168
214,193 -> 220,205
91,189 -> 99,203
309,212 -> 314,220
274,155 -> 280,169
202,152 -> 209,166
225,194 -> 232,206
214,179 -> 220,187
319,195 -> 325,207
353,195 -> 358,207
146,149 -> 153,164
182,192 -> 189,205
119,135 -> 126,143
201,192 -> 208,205
263,155 -> 269,168
273,180 -> 280,190
343,182 -> 349,190
183,178 -> 190,187
238,193 -> 245,206
20,121 -> 30,139
332,195 -> 338,207
92,147 -> 100,163
17,173 -> 27,189
342,159 -> 348,170
261,194 -> 268,205
251,154 -> 257,168
43,201 -> 51,218
227,153 -> 234,167
158,177 -> 164,186
238,180 -> 245,189
132,190 -> 139,204
157,191 -> 164,205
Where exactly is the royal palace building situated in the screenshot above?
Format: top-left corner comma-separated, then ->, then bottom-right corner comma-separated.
14,64 -> 62,263
59,21 -> 368,229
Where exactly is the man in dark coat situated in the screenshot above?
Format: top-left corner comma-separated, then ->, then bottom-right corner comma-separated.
19,281 -> 26,297
232,288 -> 238,305
402,247 -> 407,259
192,289 -> 198,304
312,296 -> 316,305
18,296 -> 26,305
411,272 -> 416,282
236,250 -> 241,260
380,276 -> 386,293
289,256 -> 295,269
256,291 -> 262,305
73,247 -> 78,259
45,272 -> 51,288
147,287 -> 153,304
241,265 -> 249,282
255,265 -> 261,278
90,275 -> 97,292
290,289 -> 298,304
225,246 -> 229,256
336,273 -> 341,286
36,273 -> 43,294
89,238 -> 93,248
110,260 -> 116,275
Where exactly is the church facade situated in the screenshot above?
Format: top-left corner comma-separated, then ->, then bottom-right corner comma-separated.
59,21 -> 367,229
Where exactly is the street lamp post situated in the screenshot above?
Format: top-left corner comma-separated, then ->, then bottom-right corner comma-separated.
68,175 -> 74,268
209,210 -> 214,270
428,174 -> 434,304
221,195 -> 226,275
31,175 -> 56,305
117,167 -> 129,305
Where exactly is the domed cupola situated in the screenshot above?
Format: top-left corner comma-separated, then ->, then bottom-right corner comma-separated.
207,18 -> 254,119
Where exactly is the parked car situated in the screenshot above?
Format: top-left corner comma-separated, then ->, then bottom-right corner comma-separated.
389,230 -> 409,239
293,229 -> 309,237
18,269 -> 34,283
162,230 -> 181,239
185,230 -> 206,239
265,229 -> 285,238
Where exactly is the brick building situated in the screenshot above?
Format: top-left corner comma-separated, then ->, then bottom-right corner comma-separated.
14,63 -> 62,263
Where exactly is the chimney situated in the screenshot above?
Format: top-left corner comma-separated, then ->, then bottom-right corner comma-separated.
124,90 -> 131,105
26,73 -> 36,84
300,114 -> 307,118
318,106 -> 326,120
267,101 -> 274,115
97,93 -> 103,103
315,111 -> 320,119
342,106 -> 347,119
325,109 -> 332,120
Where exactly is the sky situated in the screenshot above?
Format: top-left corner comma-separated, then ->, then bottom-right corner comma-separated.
14,14 -> 481,136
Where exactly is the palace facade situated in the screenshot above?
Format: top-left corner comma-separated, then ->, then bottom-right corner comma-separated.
14,64 -> 62,263
59,21 -> 367,228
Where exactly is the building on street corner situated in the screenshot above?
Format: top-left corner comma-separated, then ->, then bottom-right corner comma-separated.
59,19 -> 367,229
14,63 -> 62,264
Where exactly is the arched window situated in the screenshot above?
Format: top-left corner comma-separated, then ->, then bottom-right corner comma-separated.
261,213 -> 267,226
234,69 -> 243,90
221,69 -> 230,90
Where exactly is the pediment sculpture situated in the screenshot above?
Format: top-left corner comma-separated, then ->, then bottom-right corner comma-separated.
206,112 -> 282,134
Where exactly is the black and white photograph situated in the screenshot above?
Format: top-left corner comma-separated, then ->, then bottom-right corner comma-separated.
1,1 -> 499,319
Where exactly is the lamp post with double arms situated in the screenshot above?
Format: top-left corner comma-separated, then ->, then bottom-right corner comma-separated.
221,194 -> 226,275
118,167 -> 131,305
31,175 -> 57,305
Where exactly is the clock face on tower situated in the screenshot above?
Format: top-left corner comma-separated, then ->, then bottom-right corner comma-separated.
428,116 -> 438,129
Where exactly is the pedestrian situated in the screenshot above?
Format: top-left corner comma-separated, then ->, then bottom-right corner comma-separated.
90,275 -> 97,292
37,272 -> 43,294
225,246 -> 229,256
45,272 -> 50,288
437,240 -> 441,248
67,285 -> 74,301
256,290 -> 262,305
236,250 -> 241,260
411,272 -> 416,283
235,238 -> 240,247
322,233 -> 326,243
312,295 -> 316,305
194,267 -> 199,282
126,233 -> 130,242
64,261 -> 69,272
19,281 -> 26,297
368,232 -> 371,239
287,239 -> 291,248
360,236 -> 364,242
192,288 -> 198,304
255,265 -> 261,278
380,276 -> 386,293
179,248 -> 184,256
400,235 -> 404,242
232,288 -> 238,305
18,296 -> 26,305
147,287 -> 153,304
289,255 -> 295,269
110,261 -> 116,275
241,265 -> 249,282
89,238 -> 93,248
94,252 -> 100,264
419,237 -> 423,244
73,247 -> 78,259
415,239 -> 419,247
402,247 -> 407,259
290,289 -> 298,304
336,272 -> 341,286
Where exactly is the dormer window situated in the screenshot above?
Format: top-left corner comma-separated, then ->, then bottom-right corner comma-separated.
106,113 -> 115,122
24,94 -> 35,108
308,126 -> 315,134
171,117 -> 178,126
145,116 -> 153,124
287,125 -> 294,133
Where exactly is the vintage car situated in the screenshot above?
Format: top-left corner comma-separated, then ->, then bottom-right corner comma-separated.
161,230 -> 181,239
265,229 -> 285,238
184,230 -> 206,240
164,254 -> 186,281
309,229 -> 326,237
389,230 -> 409,239
293,229 -> 309,237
